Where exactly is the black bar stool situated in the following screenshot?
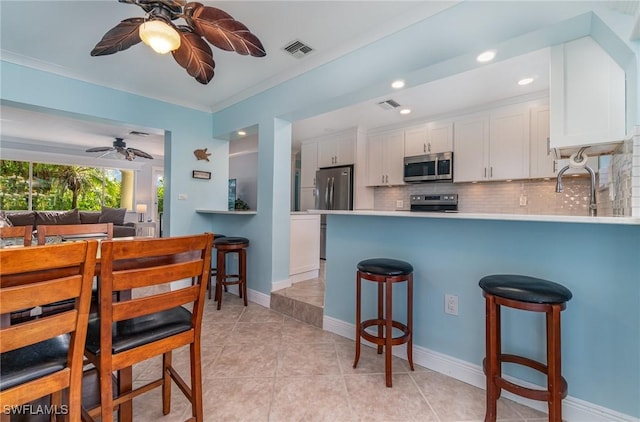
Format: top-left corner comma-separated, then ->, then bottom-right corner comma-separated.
214,236 -> 249,310
479,274 -> 572,422
354,258 -> 414,387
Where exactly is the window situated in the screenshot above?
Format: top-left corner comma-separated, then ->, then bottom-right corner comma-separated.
0,160 -> 133,211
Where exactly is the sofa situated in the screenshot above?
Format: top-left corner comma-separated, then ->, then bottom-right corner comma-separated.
0,207 -> 136,238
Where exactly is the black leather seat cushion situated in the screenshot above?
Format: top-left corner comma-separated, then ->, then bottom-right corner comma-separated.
479,274 -> 572,304
85,306 -> 192,355
214,236 -> 249,246
357,258 -> 413,276
0,336 -> 69,391
213,234 -> 226,240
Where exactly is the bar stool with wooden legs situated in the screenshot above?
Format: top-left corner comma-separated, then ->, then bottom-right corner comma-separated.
207,234 -> 226,299
214,236 -> 249,310
353,258 -> 414,387
479,274 -> 572,422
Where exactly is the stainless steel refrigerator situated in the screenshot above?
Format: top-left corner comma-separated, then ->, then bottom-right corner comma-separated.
315,165 -> 353,259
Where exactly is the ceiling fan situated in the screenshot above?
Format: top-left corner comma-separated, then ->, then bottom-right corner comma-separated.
86,138 -> 154,161
90,0 -> 266,84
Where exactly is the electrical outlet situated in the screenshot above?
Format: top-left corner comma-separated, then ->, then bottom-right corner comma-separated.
519,194 -> 527,206
396,199 -> 404,209
445,294 -> 458,316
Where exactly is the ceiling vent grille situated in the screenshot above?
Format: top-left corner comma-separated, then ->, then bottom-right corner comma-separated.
377,99 -> 401,110
283,40 -> 314,58
129,130 -> 150,137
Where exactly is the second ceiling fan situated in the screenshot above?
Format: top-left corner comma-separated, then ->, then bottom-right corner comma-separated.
91,0 -> 266,84
86,138 -> 154,161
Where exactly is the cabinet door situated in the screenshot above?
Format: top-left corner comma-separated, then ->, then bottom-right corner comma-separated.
427,121 -> 453,153
299,187 -> 316,211
530,105 -> 556,179
317,140 -> 336,168
489,105 -> 530,180
335,135 -> 355,165
300,142 -> 318,188
383,130 -> 405,185
550,36 -> 625,149
453,116 -> 489,182
367,133 -> 385,186
404,125 -> 428,157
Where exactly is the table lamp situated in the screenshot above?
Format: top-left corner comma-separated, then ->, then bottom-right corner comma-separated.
136,203 -> 147,222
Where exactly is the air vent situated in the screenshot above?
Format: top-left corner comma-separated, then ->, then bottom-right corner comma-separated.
129,130 -> 150,137
377,99 -> 401,110
283,39 -> 314,58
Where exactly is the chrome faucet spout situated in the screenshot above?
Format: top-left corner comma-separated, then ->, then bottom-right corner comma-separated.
555,165 -> 570,192
555,164 -> 597,216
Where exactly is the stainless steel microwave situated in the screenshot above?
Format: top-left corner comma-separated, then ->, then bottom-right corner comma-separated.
403,152 -> 453,183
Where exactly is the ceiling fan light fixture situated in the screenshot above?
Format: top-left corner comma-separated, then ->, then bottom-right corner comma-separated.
139,20 -> 181,55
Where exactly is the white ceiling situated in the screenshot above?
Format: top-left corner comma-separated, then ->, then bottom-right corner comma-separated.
0,1 -> 629,157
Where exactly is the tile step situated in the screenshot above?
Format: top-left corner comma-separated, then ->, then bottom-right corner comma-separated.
270,291 -> 323,328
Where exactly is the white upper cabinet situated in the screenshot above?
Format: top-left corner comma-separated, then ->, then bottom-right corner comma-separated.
530,105 -> 556,179
317,133 -> 355,167
489,104 -> 530,181
404,121 -> 453,157
453,115 -> 489,183
367,129 -> 405,186
300,142 -> 318,188
454,103 -> 530,182
549,36 -> 626,150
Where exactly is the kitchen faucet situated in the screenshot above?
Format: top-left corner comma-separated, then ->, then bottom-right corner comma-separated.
555,147 -> 597,217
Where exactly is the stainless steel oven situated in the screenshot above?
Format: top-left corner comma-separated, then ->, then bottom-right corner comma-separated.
410,193 -> 458,212
403,152 -> 453,183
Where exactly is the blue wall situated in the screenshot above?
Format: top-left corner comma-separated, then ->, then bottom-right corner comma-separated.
324,214 -> 640,417
0,62 -> 225,238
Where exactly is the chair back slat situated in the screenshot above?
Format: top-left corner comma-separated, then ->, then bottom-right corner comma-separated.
1,311 -> 78,352
112,285 -> 200,322
111,260 -> 203,291
0,243 -> 92,276
109,236 -> 208,260
0,225 -> 32,246
0,275 -> 82,314
37,223 -> 113,245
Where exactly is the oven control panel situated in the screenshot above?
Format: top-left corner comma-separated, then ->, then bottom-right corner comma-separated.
410,193 -> 458,212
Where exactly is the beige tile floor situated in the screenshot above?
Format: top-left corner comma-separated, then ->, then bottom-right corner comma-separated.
128,292 -> 548,422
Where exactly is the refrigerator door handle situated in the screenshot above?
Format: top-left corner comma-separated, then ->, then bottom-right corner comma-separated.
329,177 -> 335,209
324,178 -> 330,208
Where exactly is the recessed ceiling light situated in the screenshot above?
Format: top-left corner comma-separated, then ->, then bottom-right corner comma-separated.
518,77 -> 534,86
391,80 -> 405,89
237,130 -> 246,136
399,108 -> 412,115
476,50 -> 496,63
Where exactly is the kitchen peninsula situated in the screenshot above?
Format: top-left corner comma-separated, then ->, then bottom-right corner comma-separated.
315,209 -> 639,420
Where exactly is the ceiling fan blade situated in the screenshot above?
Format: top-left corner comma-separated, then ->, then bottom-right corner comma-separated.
172,28 -> 215,84
91,18 -> 144,56
128,148 -> 154,159
86,146 -> 115,152
184,3 -> 266,57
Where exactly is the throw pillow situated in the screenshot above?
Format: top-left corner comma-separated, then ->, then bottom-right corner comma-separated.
79,211 -> 100,224
5,211 -> 36,228
35,209 -> 81,226
99,206 -> 126,225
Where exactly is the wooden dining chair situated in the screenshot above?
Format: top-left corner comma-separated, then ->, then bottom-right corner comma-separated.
0,240 -> 98,422
36,223 -> 113,245
0,225 -> 32,247
82,233 -> 213,422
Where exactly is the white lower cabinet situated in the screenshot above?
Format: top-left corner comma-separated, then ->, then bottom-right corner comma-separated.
454,104 -> 530,182
299,187 -> 316,211
367,129 -> 405,186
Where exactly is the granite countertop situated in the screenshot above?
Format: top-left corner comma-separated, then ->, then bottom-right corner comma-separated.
307,209 -> 640,225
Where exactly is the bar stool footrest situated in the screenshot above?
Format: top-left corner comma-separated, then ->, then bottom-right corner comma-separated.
360,318 -> 411,347
488,354 -> 568,402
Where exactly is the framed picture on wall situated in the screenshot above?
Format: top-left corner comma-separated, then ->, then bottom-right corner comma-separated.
192,170 -> 211,180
